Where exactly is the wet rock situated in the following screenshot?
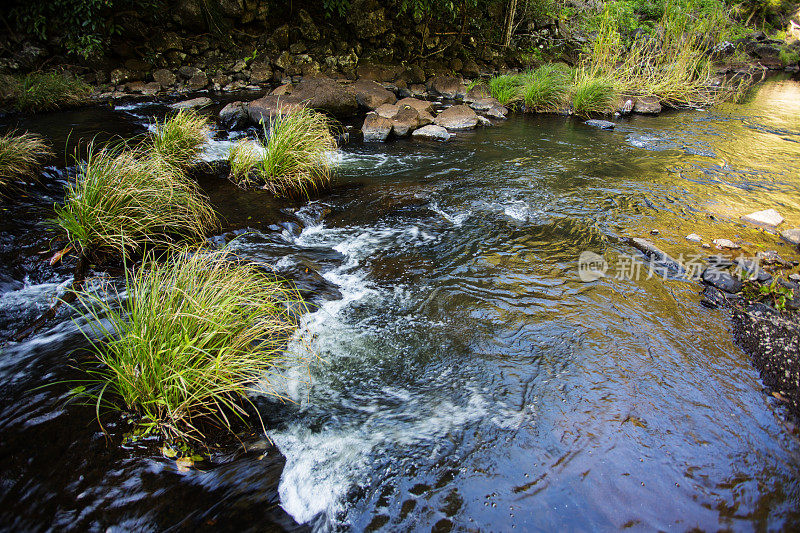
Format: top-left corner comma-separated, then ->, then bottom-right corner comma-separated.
247,95 -> 306,123
391,105 -> 420,137
352,79 -> 396,110
713,238 -> 740,249
271,83 -> 293,96
249,62 -> 273,84
396,97 -> 434,115
153,68 -> 176,87
737,257 -> 772,283
464,84 -> 491,102
434,105 -> 479,130
219,101 -> 248,130
428,76 -> 466,99
375,103 -> 400,119
291,75 -> 358,116
171,96 -> 212,109
468,97 -> 502,112
702,267 -> 743,293
618,96 -> 635,114
417,110 -> 435,126
110,68 -> 132,85
412,124 -> 451,141
700,284 -> 741,309
780,228 -> 800,246
741,208 -> 784,228
686,233 -> 703,243
477,116 -> 492,127
585,119 -> 615,129
630,237 -> 687,276
187,70 -> 208,90
485,105 -> 508,119
633,97 -> 662,114
362,112 -> 393,142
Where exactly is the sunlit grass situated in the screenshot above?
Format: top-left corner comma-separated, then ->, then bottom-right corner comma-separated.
488,74 -> 521,106
228,107 -> 336,199
571,74 -> 618,116
54,144 -> 219,259
0,131 -> 52,191
10,71 -> 91,112
148,109 -> 210,170
73,249 -> 306,442
519,64 -> 572,112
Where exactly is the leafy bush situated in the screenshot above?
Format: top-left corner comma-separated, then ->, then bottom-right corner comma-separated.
73,249 -> 306,441
228,108 -> 336,199
55,145 -> 218,259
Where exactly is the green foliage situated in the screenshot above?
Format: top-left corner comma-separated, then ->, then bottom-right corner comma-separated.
488,74 -> 521,106
9,72 -> 91,113
571,74 -> 618,116
519,64 -> 572,112
72,249 -> 306,441
54,144 -> 218,259
0,131 -> 52,191
228,108 -> 337,199
148,109 -> 210,170
780,49 -> 800,66
742,276 -> 795,312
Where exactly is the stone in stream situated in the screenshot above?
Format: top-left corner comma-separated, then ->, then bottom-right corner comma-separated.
153,68 -> 176,87
713,238 -> 740,249
780,228 -> 800,245
741,208 -> 784,228
362,112 -> 393,142
247,95 -> 306,123
736,257 -> 772,283
427,75 -> 466,99
352,79 -> 396,110
390,106 -> 420,137
411,124 -> 452,141
291,75 -> 359,116
171,96 -> 212,109
633,97 -> 662,114
629,237 -> 687,277
375,103 -> 400,119
477,116 -> 492,127
396,97 -> 434,115
686,233 -> 703,243
702,267 -> 743,293
219,101 -> 248,130
434,105 -> 479,130
271,83 -> 293,96
485,104 -> 508,119
468,97 -> 503,112
585,119 -> 615,129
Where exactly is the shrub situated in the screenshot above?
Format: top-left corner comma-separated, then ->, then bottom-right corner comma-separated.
228,107 -> 336,199
571,75 -> 618,116
54,145 -> 219,259
73,249 -> 306,441
0,131 -> 52,190
11,71 -> 91,112
519,64 -> 572,112
780,49 -> 800,66
148,109 -> 210,170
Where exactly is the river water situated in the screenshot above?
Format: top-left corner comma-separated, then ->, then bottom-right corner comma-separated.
1,77 -> 800,531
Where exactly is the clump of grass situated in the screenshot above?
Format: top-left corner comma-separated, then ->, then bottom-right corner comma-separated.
488,74 -> 521,106
54,145 -> 219,259
10,71 -> 91,112
519,64 -> 572,112
571,74 -> 618,116
228,107 -> 336,199
780,49 -> 800,67
0,131 -> 52,190
74,249 -> 306,441
148,109 -> 210,170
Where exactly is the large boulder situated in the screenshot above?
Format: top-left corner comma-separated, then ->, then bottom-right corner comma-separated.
434,105 -> 479,130
249,62 -> 273,84
362,112 -> 393,142
352,79 -> 396,110
412,124 -> 451,141
633,97 -> 662,114
427,76 -> 466,99
247,95 -> 306,124
348,1 -> 388,39
464,84 -> 491,102
153,68 -> 176,88
396,97 -> 434,115
391,106 -> 420,137
171,96 -> 212,109
291,75 -> 358,116
219,101 -> 248,130
375,103 -> 400,118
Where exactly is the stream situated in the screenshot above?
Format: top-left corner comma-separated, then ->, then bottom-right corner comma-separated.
2,77 -> 800,531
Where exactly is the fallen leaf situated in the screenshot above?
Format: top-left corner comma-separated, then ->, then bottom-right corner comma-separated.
49,245 -> 72,266
176,457 -> 194,471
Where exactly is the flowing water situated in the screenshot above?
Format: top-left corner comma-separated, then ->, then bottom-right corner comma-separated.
2,78 -> 800,531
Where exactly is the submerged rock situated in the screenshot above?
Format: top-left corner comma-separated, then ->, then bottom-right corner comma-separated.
412,124 -> 452,141
219,101 -> 248,130
713,238 -> 740,249
585,119 -> 615,129
434,105 -> 479,130
702,267 -> 743,293
741,208 -> 784,228
780,228 -> 800,245
171,96 -> 212,109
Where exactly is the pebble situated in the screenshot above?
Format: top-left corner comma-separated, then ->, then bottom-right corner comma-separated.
713,238 -> 740,249
650,229 -> 659,235
686,233 -> 702,243
741,208 -> 784,228
585,119 -> 616,129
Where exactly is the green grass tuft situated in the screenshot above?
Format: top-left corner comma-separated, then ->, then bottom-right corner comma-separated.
0,131 -> 52,191
148,109 -> 210,170
571,75 -> 618,116
11,72 -> 91,112
519,64 -> 572,112
54,145 -> 219,259
228,107 -> 336,199
488,74 -> 522,106
73,249 -> 306,441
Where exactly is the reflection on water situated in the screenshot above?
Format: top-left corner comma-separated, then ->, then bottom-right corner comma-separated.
1,78 -> 800,531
